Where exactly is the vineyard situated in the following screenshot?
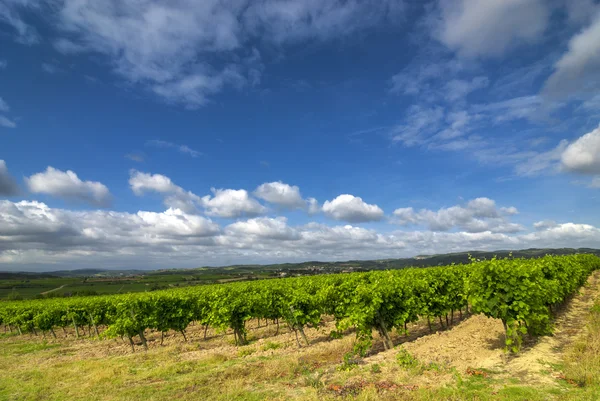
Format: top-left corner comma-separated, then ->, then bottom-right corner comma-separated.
1,254 -> 599,357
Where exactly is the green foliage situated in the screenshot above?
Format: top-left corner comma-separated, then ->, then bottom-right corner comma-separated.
0,254 -> 597,356
468,254 -> 599,351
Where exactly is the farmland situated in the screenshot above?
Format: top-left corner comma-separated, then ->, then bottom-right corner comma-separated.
2,247 -> 598,300
1,254 -> 600,400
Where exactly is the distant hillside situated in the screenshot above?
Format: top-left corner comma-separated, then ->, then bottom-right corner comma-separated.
1,247 -> 599,280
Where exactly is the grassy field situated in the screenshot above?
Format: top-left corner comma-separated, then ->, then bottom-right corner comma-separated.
0,272 -> 271,300
1,273 -> 599,400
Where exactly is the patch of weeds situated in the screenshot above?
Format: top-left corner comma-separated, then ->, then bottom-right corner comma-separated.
370,363 -> 382,374
395,347 -> 419,369
261,341 -> 281,351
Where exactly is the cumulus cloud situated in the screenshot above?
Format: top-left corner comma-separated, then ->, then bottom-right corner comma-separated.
561,125 -> 600,174
0,160 -> 19,196
435,0 -> 550,58
322,194 -> 384,223
129,170 -> 201,213
201,188 -> 266,218
254,181 -> 306,209
543,14 -> 600,99
1,199 -> 599,271
225,217 -> 299,241
26,167 -> 112,207
392,198 -> 523,233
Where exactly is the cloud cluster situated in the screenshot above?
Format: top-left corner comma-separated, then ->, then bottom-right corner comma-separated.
393,197 -> 523,233
322,194 -> 384,223
1,199 -> 599,270
201,188 -> 267,218
129,170 -> 201,213
26,167 -> 112,207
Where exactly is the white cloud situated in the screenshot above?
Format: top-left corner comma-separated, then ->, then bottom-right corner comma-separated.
0,160 -> 19,196
225,216 -> 299,241
26,167 -> 112,207
129,170 -> 201,213
146,140 -> 202,157
561,125 -> 600,174
435,0 -> 550,58
392,197 -> 523,233
0,115 -> 16,128
543,14 -> 600,99
0,96 -> 9,112
520,222 -> 600,246
322,194 -> 384,223
201,188 -> 266,218
307,197 -> 321,214
254,181 -> 306,209
0,60 -> 7,69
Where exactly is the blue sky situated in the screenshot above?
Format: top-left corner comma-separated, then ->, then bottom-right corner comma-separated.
1,0 -> 599,271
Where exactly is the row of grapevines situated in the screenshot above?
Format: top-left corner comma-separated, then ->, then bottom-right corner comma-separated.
1,254 -> 598,354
